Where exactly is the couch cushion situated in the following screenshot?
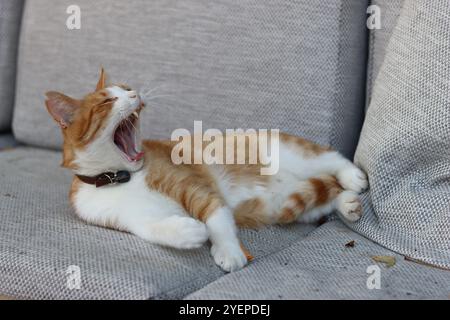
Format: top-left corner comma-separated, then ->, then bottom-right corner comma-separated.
0,133 -> 18,150
14,0 -> 368,158
186,220 -> 450,299
0,147 -> 317,299
351,0 -> 450,269
366,0 -> 404,107
0,0 -> 24,131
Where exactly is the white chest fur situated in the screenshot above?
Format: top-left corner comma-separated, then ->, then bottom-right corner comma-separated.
72,169 -> 188,230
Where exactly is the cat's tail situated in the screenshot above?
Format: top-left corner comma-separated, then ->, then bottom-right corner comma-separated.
277,175 -> 343,224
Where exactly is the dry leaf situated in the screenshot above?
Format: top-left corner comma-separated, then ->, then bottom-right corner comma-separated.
345,240 -> 355,248
372,255 -> 396,268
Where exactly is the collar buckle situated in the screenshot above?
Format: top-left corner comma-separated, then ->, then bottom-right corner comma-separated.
76,170 -> 131,188
96,171 -> 131,187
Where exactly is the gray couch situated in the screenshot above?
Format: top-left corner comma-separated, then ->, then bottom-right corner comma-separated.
1,0 -> 449,299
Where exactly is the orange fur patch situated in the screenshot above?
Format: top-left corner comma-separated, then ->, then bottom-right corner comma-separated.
59,92 -> 116,168
240,243 -> 254,262
277,175 -> 343,224
234,197 -> 272,228
310,178 -> 329,206
144,140 -> 224,222
280,132 -> 330,157
278,207 -> 297,224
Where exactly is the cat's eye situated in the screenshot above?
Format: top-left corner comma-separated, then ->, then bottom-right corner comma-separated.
100,97 -> 118,105
118,84 -> 132,91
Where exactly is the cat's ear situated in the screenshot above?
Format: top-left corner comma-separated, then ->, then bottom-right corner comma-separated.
45,91 -> 81,129
95,67 -> 107,91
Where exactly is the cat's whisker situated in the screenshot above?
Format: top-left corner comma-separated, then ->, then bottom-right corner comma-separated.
142,94 -> 173,101
140,84 -> 167,97
140,89 -> 173,102
140,89 -> 159,99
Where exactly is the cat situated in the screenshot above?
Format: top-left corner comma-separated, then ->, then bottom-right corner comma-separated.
45,69 -> 368,272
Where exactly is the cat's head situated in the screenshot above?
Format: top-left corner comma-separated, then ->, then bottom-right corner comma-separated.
45,69 -> 145,176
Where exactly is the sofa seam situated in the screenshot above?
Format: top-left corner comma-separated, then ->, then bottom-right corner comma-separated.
329,1 -> 369,158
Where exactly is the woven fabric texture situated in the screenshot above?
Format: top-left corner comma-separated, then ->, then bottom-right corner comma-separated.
0,0 -> 24,131
13,0 -> 367,158
365,0 -> 404,107
187,220 -> 450,299
0,147 -> 317,299
351,0 -> 450,269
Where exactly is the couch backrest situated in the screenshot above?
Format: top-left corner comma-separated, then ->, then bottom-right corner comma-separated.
13,0 -> 368,157
0,0 -> 24,132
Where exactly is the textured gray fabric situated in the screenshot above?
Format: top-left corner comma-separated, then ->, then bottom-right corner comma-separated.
0,0 -> 24,131
351,0 -> 450,269
0,147 -> 316,299
14,0 -> 368,157
187,220 -> 450,300
0,133 -> 18,149
366,0 -> 404,107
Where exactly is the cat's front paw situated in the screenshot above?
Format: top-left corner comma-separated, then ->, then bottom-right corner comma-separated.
211,243 -> 247,272
337,191 -> 362,222
337,166 -> 368,193
169,217 -> 209,249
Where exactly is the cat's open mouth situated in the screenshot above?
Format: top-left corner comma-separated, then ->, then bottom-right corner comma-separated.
113,112 -> 144,162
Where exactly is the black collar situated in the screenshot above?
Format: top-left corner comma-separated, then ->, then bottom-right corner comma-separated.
76,170 -> 131,188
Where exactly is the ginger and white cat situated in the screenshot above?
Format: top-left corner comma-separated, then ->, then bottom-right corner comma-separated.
45,69 -> 368,272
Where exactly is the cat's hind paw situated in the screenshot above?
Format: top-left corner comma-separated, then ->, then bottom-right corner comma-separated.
337,166 -> 368,193
337,191 -> 362,222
